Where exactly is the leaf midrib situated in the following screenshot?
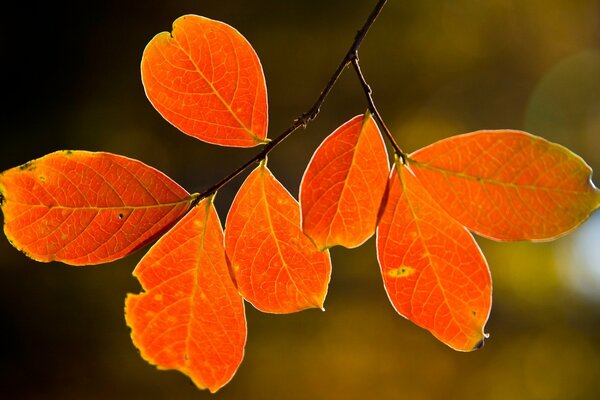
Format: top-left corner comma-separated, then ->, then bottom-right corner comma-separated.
184,201 -> 210,372
170,34 -> 261,143
8,197 -> 195,210
260,168 -> 313,308
408,158 -> 592,194
399,165 -> 475,339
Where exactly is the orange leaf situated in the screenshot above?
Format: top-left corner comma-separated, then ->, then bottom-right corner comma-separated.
409,130 -> 600,241
225,162 -> 331,313
377,160 -> 491,351
142,15 -> 268,147
300,113 -> 389,249
125,197 -> 246,393
0,151 -> 193,265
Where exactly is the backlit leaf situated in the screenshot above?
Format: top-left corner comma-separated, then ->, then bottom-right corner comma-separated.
142,15 -> 268,147
0,151 -> 193,265
377,160 -> 492,351
225,161 -> 331,313
409,130 -> 600,241
300,113 -> 389,249
126,197 -> 246,393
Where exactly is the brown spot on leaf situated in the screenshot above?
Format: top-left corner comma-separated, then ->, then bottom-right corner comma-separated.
18,161 -> 35,171
387,265 -> 416,278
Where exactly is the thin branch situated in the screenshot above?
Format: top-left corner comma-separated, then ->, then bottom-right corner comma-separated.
351,57 -> 407,164
193,0 -> 388,205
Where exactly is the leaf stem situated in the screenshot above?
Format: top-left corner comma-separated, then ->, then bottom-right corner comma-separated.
193,0 -> 389,203
351,57 -> 407,164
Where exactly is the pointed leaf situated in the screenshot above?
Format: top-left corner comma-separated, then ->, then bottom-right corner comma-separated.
142,15 -> 268,147
300,113 -> 389,249
377,161 -> 492,351
0,151 -> 193,265
125,198 -> 246,393
225,162 -> 331,313
409,130 -> 600,241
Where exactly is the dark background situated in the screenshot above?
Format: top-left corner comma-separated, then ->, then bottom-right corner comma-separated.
1,1 -> 600,399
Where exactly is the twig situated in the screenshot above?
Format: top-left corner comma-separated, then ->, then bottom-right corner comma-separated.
193,0 -> 388,205
351,57 -> 407,163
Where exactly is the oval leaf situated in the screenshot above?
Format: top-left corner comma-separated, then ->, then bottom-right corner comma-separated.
0,151 -> 193,265
377,161 -> 492,351
409,130 -> 600,241
225,162 -> 331,313
300,113 -> 389,249
142,15 -> 268,147
126,197 -> 246,393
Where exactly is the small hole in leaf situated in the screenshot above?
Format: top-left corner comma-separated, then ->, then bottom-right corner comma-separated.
118,213 -> 124,220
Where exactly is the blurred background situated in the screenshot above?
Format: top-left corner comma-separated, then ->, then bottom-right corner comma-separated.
1,0 -> 599,399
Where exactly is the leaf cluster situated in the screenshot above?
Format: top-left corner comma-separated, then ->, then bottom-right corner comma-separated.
0,7 -> 598,394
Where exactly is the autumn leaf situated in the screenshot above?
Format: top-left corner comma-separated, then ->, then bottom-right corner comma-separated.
142,15 -> 268,147
300,113 -> 389,249
377,160 -> 492,351
0,151 -> 194,265
225,161 -> 331,313
125,197 -> 246,393
409,130 -> 600,241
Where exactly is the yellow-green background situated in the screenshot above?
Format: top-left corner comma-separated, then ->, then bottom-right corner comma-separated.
1,1 -> 599,399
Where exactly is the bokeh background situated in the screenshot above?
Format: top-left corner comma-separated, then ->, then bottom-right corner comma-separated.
1,1 -> 600,399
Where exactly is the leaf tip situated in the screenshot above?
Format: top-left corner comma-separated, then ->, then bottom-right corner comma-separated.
472,337 -> 486,351
471,331 -> 490,351
310,294 -> 326,311
208,386 -> 219,394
